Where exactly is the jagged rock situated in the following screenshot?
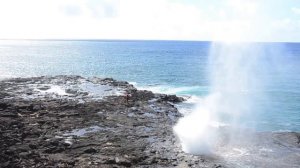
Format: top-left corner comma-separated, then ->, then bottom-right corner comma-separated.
0,103 -> 8,110
159,94 -> 185,103
84,148 -> 97,154
65,89 -> 77,94
37,86 -> 51,90
0,112 -> 18,118
29,144 -> 37,149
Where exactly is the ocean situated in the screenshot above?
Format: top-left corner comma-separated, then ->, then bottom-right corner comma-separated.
0,40 -> 299,131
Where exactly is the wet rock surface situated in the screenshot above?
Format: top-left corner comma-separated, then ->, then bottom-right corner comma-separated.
0,75 -> 224,168
0,75 -> 299,168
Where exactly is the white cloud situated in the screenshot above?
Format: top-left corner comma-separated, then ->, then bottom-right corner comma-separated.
0,0 -> 208,40
60,5 -> 82,17
292,7 -> 300,15
0,0 -> 299,41
85,0 -> 119,18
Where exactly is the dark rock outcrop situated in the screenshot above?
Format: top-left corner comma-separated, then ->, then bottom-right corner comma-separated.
0,76 -> 221,168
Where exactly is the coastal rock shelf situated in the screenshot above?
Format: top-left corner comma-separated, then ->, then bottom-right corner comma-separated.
0,75 -> 222,168
1,76 -> 299,168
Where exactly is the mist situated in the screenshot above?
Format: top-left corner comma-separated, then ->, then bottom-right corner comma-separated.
173,42 -> 287,154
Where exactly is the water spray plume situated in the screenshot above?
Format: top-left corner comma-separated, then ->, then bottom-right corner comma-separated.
174,0 -> 279,155
174,43 -> 271,155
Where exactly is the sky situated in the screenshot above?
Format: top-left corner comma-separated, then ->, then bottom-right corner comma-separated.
0,0 -> 299,42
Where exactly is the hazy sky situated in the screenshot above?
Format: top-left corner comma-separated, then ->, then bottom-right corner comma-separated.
0,0 -> 299,42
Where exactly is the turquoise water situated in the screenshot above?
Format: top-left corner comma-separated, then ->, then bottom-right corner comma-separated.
0,40 -> 299,131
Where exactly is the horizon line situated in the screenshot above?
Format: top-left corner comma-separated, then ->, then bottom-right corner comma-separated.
0,38 -> 299,43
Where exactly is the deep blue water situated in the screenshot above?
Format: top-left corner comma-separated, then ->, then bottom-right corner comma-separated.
0,40 -> 299,131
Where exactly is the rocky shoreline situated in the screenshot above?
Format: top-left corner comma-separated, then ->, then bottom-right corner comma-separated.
1,76 -> 299,168
0,76 -> 224,168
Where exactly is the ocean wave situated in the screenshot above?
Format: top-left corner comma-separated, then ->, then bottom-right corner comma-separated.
133,83 -> 207,96
272,129 -> 292,132
128,81 -> 137,86
131,83 -> 208,116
